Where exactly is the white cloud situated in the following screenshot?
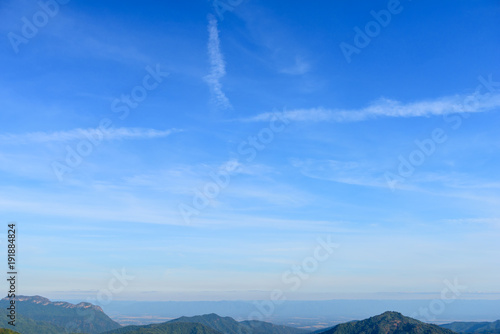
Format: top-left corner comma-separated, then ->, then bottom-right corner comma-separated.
204,14 -> 232,110
0,127 -> 181,144
243,91 -> 500,122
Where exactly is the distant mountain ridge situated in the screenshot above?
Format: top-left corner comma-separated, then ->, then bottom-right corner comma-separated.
321,311 -> 456,334
8,294 -> 498,334
441,320 -> 500,333
105,313 -> 309,334
168,313 -> 308,334
102,321 -> 223,334
13,295 -> 104,312
0,295 -> 121,334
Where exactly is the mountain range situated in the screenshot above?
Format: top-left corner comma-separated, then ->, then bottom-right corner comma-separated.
1,295 -> 500,334
441,320 -> 500,333
103,312 -> 456,334
101,322 -> 222,334
101,312 -> 309,334
316,311 -> 455,334
167,313 -> 308,334
0,295 -> 120,334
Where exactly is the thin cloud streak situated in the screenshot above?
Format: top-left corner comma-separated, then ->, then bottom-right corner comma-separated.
280,56 -> 311,75
291,158 -> 388,188
243,91 -> 500,122
204,14 -> 232,110
0,127 -> 181,144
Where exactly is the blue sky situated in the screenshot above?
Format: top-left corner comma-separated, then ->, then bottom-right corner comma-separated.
1,0 -> 500,303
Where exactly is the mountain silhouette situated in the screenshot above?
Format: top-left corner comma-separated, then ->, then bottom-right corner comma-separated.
320,311 -> 456,334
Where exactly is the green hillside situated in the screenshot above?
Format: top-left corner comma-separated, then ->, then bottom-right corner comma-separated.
441,320 -> 500,333
169,314 -> 243,334
168,313 -> 307,334
102,321 -> 224,334
322,311 -> 456,334
0,328 -> 21,334
0,296 -> 121,334
0,308 -> 68,334
240,320 -> 309,334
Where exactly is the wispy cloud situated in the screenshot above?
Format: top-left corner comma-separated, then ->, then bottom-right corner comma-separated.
442,218 -> 500,227
291,158 -> 386,188
124,161 -> 308,207
280,56 -> 311,75
243,91 -> 500,122
291,158 -> 500,192
0,127 -> 181,144
204,14 -> 232,110
409,172 -> 500,190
